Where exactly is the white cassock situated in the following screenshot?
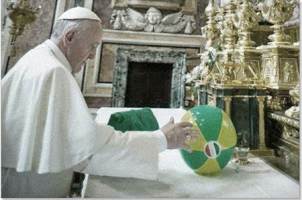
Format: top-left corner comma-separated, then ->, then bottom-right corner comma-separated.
1,40 -> 165,198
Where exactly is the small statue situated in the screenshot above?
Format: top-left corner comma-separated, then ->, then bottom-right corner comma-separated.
285,83 -> 300,119
283,62 -> 295,83
200,63 -> 210,84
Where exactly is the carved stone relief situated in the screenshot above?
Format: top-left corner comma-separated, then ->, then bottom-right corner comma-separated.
261,56 -> 299,88
280,58 -> 299,84
236,60 -> 260,82
262,58 -> 277,85
110,7 -> 196,34
112,48 -> 186,107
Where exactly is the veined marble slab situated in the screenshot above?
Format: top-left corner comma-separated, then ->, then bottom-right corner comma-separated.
83,107 -> 300,199
84,149 -> 299,198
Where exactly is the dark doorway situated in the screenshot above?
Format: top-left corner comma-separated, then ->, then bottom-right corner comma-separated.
125,62 -> 173,108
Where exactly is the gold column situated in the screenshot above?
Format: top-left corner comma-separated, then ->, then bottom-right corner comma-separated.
224,96 -> 232,117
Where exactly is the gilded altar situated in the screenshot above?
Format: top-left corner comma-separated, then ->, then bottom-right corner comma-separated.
186,0 -> 299,164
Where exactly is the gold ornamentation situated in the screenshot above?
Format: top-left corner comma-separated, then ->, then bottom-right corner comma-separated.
285,83 -> 299,119
259,0 -> 297,45
283,125 -> 299,139
234,0 -> 261,49
268,112 -> 299,140
220,1 -> 237,50
268,112 -> 299,129
258,47 -> 299,89
7,0 -> 40,56
266,95 -> 285,111
201,0 -> 219,50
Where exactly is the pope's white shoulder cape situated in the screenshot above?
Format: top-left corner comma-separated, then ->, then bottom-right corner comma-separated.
1,40 -> 160,179
2,41 -> 102,173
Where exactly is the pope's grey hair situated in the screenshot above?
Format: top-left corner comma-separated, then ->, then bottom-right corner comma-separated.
50,19 -> 102,40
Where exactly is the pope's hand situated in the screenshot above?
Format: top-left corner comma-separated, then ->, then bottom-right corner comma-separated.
161,117 -> 199,151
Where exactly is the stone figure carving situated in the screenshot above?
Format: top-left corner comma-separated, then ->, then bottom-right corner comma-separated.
263,59 -> 277,84
110,7 -> 196,34
223,65 -> 236,81
259,0 -> 296,24
185,64 -> 202,84
285,83 -> 300,119
283,62 -> 295,83
144,7 -> 164,32
111,8 -> 146,30
285,2 -> 300,26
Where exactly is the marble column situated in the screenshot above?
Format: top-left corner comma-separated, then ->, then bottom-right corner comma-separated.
224,96 -> 232,117
257,96 -> 266,149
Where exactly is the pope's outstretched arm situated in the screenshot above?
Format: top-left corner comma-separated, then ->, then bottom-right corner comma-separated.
81,118 -> 198,180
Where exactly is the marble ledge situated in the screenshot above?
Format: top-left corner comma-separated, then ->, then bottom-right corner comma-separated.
102,29 -> 204,48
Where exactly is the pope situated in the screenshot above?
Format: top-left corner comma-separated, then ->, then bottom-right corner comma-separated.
1,7 -> 198,198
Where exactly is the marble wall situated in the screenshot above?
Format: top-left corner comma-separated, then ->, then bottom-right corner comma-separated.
92,0 -> 113,29
83,42 -> 200,108
98,43 -> 200,83
85,0 -> 208,107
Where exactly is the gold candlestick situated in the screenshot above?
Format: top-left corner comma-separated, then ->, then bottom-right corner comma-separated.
234,0 -> 261,49
7,0 -> 40,56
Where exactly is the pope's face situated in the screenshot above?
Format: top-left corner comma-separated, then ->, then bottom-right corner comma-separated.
65,22 -> 102,73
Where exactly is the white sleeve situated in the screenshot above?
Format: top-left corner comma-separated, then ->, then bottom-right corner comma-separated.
82,123 -> 163,180
152,130 -> 167,152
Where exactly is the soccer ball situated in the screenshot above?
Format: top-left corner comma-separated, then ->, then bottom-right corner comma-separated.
180,105 -> 237,175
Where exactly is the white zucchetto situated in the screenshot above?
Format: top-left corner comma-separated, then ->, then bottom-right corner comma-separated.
58,7 -> 101,22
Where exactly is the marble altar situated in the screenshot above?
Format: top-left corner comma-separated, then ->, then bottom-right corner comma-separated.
82,107 -> 299,199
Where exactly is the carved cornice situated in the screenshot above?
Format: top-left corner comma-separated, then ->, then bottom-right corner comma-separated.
102,29 -> 204,48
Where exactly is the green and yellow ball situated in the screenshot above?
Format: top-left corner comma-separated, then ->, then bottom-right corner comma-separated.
180,105 -> 237,175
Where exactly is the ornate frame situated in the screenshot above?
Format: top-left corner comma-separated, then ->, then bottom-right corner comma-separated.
112,47 -> 186,107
